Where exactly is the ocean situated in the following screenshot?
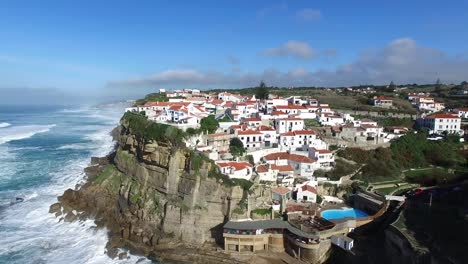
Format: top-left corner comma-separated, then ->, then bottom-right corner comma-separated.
0,104 -> 151,264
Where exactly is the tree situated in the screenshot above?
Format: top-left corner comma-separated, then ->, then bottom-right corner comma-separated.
199,115 -> 219,134
389,80 -> 396,89
255,80 -> 269,100
460,81 -> 467,86
435,78 -> 442,94
229,137 -> 245,157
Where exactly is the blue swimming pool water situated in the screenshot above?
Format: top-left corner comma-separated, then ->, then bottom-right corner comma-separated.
321,208 -> 368,220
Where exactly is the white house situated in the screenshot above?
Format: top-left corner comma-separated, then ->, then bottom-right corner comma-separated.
216,161 -> 253,180
295,183 -> 317,203
279,130 -> 317,149
218,92 -> 243,102
257,125 -> 278,147
265,98 -> 289,113
263,152 -> 316,178
309,148 -> 335,170
417,113 -> 462,135
372,96 -> 393,108
453,108 -> 468,118
319,114 -> 345,126
236,130 -> 264,150
274,118 -> 304,134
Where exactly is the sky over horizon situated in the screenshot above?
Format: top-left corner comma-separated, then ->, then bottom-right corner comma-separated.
1,0 -> 468,104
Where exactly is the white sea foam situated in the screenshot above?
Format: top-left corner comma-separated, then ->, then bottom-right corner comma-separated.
57,143 -> 91,150
0,122 -> 11,128
0,103 -> 150,264
0,124 -> 56,145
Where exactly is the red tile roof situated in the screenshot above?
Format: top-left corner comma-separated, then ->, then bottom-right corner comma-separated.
279,130 -> 315,137
272,186 -> 292,195
256,164 -> 269,173
217,161 -> 253,171
245,117 -> 261,122
271,164 -> 294,172
374,96 -> 393,101
237,129 -> 263,135
426,113 -> 459,119
301,185 -> 317,194
257,125 -> 275,131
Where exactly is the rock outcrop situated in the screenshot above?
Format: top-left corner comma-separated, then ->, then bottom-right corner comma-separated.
51,120 -> 245,263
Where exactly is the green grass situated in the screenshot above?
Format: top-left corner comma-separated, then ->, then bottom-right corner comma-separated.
252,208 -> 271,216
374,186 -> 400,195
404,167 -> 464,186
94,165 -> 117,184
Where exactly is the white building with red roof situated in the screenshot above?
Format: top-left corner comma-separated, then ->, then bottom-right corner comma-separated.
417,113 -> 462,135
309,148 -> 335,170
216,161 -> 253,180
372,96 -> 393,108
279,130 -> 318,149
274,117 -> 304,134
236,129 -> 264,150
263,152 -> 315,178
257,125 -> 278,147
294,182 -> 318,203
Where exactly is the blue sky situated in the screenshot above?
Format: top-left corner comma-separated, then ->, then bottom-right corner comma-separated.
0,0 -> 467,103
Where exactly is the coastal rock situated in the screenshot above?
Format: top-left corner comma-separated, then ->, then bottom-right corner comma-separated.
49,202 -> 61,214
53,121 -> 242,263
64,211 -> 77,222
118,252 -> 128,260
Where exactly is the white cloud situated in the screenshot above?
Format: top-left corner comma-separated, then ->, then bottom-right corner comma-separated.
109,38 -> 468,90
263,41 -> 315,59
296,8 -> 322,21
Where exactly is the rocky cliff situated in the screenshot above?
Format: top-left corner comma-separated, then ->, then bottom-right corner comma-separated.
50,119 -> 246,263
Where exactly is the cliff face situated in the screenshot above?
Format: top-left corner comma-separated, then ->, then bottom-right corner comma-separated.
52,121 -> 245,262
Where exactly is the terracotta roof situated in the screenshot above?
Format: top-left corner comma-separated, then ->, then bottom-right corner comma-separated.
301,185 -> 317,194
217,161 -> 253,171
257,125 -> 275,131
237,130 -> 263,135
271,164 -> 294,172
274,105 -> 306,110
425,113 -> 459,119
309,147 -> 332,154
280,130 -> 315,137
272,186 -> 292,195
256,164 -> 269,173
245,117 -> 261,122
374,96 -> 393,101
277,117 -> 303,121
271,111 -> 288,115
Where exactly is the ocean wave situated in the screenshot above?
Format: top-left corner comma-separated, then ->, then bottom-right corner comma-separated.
57,143 -> 91,150
0,104 -> 149,263
0,122 -> 11,128
0,124 -> 56,145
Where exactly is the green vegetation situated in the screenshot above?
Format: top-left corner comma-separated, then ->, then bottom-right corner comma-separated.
135,93 -> 169,105
255,80 -> 269,99
122,112 -> 187,147
199,115 -> 219,134
314,159 -> 360,181
232,207 -> 245,215
304,119 -> 321,128
252,208 -> 271,216
94,165 -> 117,184
338,132 -> 466,183
229,137 -> 245,157
404,168 -> 466,187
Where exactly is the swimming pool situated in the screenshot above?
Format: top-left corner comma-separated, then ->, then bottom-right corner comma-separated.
321,208 -> 368,220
